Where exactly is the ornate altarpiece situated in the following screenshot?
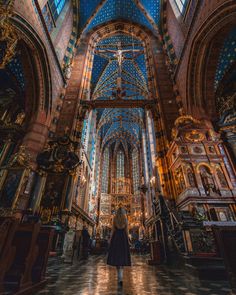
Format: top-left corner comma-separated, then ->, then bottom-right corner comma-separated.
167,115 -> 236,221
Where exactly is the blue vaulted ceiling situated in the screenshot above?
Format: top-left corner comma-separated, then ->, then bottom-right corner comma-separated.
215,28 -> 236,90
79,0 -> 102,29
79,1 -> 161,150
91,34 -> 148,100
92,34 -> 147,148
97,107 -> 144,149
140,0 -> 160,23
79,0 -> 161,34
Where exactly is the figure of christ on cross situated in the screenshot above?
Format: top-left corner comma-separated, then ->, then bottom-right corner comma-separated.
95,42 -> 143,100
95,42 -> 143,75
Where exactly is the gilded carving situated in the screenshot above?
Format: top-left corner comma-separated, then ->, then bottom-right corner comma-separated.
0,0 -> 18,69
8,145 -> 31,168
174,115 -> 201,128
185,130 -> 205,142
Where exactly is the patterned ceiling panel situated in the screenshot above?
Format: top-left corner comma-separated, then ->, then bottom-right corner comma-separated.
6,55 -> 25,91
139,0 -> 160,23
79,0 -> 159,150
93,32 -> 147,147
215,28 -> 236,90
91,54 -> 110,93
98,34 -> 143,47
79,0 -> 102,29
84,0 -> 154,33
97,107 -> 144,148
92,34 -> 148,100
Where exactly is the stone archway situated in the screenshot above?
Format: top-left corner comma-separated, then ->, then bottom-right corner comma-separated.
9,16 -> 54,162
0,13 -> 54,211
186,1 -> 236,119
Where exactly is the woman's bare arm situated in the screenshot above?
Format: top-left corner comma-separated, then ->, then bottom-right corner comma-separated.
125,220 -> 129,237
109,218 -> 115,242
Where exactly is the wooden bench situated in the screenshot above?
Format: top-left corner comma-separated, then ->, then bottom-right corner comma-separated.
0,218 -> 54,295
3,222 -> 41,293
31,226 -> 54,284
0,217 -> 19,293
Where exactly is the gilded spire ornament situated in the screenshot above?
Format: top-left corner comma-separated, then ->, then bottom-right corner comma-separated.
0,0 -> 18,69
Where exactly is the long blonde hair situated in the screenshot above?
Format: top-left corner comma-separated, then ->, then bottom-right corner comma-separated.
113,207 -> 128,229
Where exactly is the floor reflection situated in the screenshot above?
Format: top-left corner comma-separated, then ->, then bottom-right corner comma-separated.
36,255 -> 234,295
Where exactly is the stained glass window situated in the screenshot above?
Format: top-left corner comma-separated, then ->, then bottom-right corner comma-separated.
101,147 -> 109,193
42,0 -> 67,32
48,0 -> 66,20
147,112 -> 156,171
116,150 -> 125,193
173,0 -> 188,14
81,119 -> 88,150
42,4 -> 54,32
132,149 -> 140,194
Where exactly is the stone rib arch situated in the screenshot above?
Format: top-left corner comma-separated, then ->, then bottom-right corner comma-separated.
6,15 -> 54,161
11,16 -> 53,116
78,20 -> 160,103
186,1 -> 236,119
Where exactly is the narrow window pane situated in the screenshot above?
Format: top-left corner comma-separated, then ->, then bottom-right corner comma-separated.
101,148 -> 109,193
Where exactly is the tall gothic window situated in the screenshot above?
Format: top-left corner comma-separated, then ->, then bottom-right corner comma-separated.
48,0 -> 66,20
42,0 -> 67,32
116,150 -> 125,193
170,0 -> 188,18
101,148 -> 109,193
132,149 -> 140,194
147,113 -> 156,171
175,0 -> 187,13
81,119 -> 88,150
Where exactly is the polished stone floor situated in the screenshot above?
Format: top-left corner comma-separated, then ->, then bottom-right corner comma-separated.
36,255 -> 234,295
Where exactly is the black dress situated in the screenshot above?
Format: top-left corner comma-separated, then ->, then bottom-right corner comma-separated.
107,227 -> 131,266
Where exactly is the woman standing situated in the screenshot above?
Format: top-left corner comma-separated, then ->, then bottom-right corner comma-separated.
107,207 -> 131,285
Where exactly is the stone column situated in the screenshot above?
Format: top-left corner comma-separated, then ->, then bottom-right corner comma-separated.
22,115 -> 49,166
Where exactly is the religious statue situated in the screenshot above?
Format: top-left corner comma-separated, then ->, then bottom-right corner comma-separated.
95,42 -> 143,99
95,42 -> 143,72
63,63 -> 72,80
62,228 -> 76,263
187,168 -> 196,187
175,166 -> 186,194
199,166 -> 217,196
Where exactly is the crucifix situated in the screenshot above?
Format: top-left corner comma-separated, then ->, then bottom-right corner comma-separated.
96,41 -> 142,74
95,42 -> 143,99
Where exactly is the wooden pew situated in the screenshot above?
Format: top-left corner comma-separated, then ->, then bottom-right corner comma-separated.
213,226 -> 236,292
31,226 -> 54,284
0,219 -> 54,295
4,222 -> 41,293
0,217 -> 19,293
